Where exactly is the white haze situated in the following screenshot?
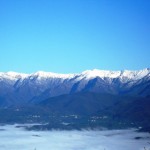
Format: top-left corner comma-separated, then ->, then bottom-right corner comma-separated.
0,124 -> 150,150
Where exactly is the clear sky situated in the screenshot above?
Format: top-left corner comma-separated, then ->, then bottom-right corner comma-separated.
0,0 -> 149,73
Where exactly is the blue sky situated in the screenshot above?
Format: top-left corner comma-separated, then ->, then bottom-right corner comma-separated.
0,0 -> 149,73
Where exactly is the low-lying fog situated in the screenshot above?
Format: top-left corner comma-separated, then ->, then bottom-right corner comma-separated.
0,124 -> 150,150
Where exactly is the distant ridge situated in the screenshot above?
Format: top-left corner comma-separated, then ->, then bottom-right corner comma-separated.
0,69 -> 150,130
0,68 -> 149,107
0,68 -> 149,80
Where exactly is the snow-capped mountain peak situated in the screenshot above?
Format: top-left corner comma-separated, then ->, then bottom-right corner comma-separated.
6,71 -> 28,78
81,69 -> 121,79
120,68 -> 150,80
80,68 -> 150,80
0,71 -> 28,80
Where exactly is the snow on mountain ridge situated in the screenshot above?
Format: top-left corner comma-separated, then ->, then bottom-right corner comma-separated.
0,71 -> 28,81
81,68 -> 150,80
31,71 -> 76,79
81,69 -> 121,79
0,68 -> 149,81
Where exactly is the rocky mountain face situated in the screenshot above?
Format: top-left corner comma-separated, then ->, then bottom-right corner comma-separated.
0,68 -> 149,107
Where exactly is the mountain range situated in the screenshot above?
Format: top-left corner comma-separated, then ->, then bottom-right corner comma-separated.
0,68 -> 150,130
0,68 -> 149,107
